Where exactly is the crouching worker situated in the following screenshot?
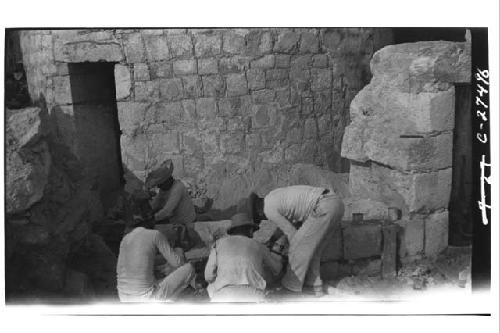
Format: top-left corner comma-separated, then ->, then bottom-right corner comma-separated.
116,207 -> 195,302
145,159 -> 197,249
247,186 -> 344,296
204,213 -> 283,302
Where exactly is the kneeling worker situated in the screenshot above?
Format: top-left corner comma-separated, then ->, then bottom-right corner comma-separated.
145,159 -> 197,249
116,204 -> 195,302
204,213 -> 283,302
247,185 -> 344,295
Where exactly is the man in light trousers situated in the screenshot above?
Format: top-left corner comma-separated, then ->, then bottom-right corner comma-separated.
247,185 -> 344,295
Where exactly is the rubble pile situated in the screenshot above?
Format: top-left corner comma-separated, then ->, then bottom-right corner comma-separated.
5,106 -> 117,302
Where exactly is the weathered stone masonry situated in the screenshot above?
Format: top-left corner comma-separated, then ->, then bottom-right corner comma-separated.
342,41 -> 471,258
19,28 -> 393,210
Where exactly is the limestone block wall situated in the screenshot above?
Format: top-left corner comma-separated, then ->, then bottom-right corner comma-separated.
19,28 -> 393,209
341,41 -> 471,258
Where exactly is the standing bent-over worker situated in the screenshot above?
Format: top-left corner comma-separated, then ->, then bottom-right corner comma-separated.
145,159 -> 197,248
247,185 -> 344,295
116,206 -> 195,302
204,213 -> 283,302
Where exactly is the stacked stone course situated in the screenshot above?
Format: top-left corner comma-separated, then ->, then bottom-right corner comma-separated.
19,28 -> 392,209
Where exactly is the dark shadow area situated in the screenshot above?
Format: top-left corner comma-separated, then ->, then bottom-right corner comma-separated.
68,62 -> 124,210
392,28 -> 466,44
449,84 -> 473,246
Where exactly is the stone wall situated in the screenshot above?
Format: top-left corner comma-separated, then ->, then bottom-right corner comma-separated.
341,41 -> 471,258
19,28 -> 393,209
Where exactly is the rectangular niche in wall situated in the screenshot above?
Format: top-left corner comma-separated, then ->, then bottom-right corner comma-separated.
68,62 -> 124,198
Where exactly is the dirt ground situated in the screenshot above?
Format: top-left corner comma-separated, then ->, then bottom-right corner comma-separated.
178,245 -> 472,303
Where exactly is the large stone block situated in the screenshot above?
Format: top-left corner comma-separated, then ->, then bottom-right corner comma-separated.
219,56 -> 251,73
134,63 -> 150,81
168,34 -> 193,58
134,81 -> 159,101
149,130 -> 180,154
159,78 -> 184,101
299,32 -> 319,54
223,32 -> 246,54
349,163 -> 452,214
424,210 -> 449,257
274,31 -> 300,53
198,58 -> 218,74
407,87 -> 455,132
251,55 -> 275,69
247,69 -> 266,90
55,41 -> 123,63
117,102 -> 149,134
371,41 -> 471,90
173,59 -> 197,75
343,198 -> 389,221
123,33 -> 146,63
53,76 -> 72,105
196,97 -> 217,119
311,68 -> 332,91
202,75 -> 226,97
226,73 -> 248,96
195,34 -> 221,57
114,64 -> 131,100
148,101 -> 184,125
182,76 -> 203,99
343,223 -> 382,260
144,35 -> 171,61
149,61 -> 173,79
121,134 -> 148,171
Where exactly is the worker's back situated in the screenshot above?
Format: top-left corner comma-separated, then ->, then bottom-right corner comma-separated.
205,235 -> 281,297
116,227 -> 160,297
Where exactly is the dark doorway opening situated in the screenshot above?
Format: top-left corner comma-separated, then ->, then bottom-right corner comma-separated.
392,28 -> 466,44
449,84 -> 473,246
68,63 -> 124,205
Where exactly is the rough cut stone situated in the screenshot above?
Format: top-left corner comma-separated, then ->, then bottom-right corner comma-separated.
114,64 -> 131,100
223,32 -> 246,54
226,73 -> 248,96
54,41 -> 123,62
198,58 -> 218,74
53,76 -> 72,105
311,68 -> 332,91
159,78 -> 184,101
247,69 -> 266,90
173,59 -> 197,75
202,75 -> 225,97
117,102 -> 148,134
168,34 -> 193,58
299,32 -> 319,54
144,35 -> 170,61
274,31 -> 300,53
6,107 -> 51,214
134,81 -> 159,101
321,228 -> 343,262
219,56 -> 251,73
149,61 -> 173,79
182,76 -> 203,98
196,97 -> 217,119
134,63 -> 150,81
424,210 -> 449,257
195,34 -> 221,57
251,55 -> 275,69
123,33 -> 145,63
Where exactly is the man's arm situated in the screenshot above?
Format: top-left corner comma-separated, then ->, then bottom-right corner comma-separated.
204,245 -> 217,283
260,244 -> 283,278
154,231 -> 183,268
263,202 -> 297,241
154,182 -> 183,221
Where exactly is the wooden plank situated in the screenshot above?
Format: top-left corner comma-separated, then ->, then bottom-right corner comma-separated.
382,224 -> 398,279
